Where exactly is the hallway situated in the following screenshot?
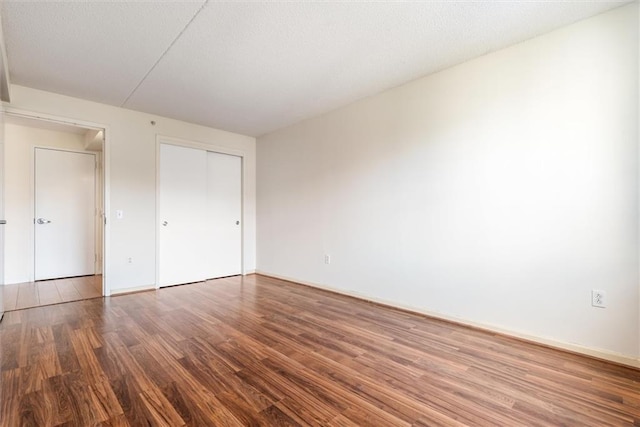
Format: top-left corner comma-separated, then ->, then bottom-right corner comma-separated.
2,275 -> 101,311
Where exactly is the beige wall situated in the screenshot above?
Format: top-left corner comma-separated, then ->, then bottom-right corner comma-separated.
3,87 -> 257,294
257,4 -> 639,361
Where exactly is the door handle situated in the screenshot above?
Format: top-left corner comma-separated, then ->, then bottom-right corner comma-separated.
36,218 -> 51,224
0,220 -> 6,225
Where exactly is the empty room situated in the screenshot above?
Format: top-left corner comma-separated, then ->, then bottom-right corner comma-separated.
0,1 -> 639,426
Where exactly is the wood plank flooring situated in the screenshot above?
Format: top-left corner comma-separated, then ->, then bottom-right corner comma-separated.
2,276 -> 102,312
1,274 -> 639,426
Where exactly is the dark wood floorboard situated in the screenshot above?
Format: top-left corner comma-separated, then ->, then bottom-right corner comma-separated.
1,274 -> 639,426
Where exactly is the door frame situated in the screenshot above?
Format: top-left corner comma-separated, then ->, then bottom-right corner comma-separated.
33,147 -> 98,281
155,134 -> 246,289
0,108 -> 5,320
3,107 -> 111,296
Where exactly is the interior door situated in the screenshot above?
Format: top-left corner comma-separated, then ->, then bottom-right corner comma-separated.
159,144 -> 208,287
35,148 -> 96,281
207,151 -> 242,278
0,110 -> 5,320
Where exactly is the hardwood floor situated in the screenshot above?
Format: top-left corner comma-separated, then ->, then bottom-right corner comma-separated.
1,274 -> 639,426
2,275 -> 102,312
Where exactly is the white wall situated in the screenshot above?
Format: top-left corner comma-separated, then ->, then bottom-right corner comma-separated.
4,86 -> 256,293
257,4 -> 639,360
4,123 -> 95,284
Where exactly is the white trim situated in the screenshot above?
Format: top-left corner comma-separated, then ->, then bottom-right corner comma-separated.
256,270 -> 640,369
4,108 -> 104,132
637,0 -> 640,366
0,109 -> 5,294
156,134 -> 245,158
239,155 -> 245,276
94,151 -> 104,276
155,135 -> 247,288
102,127 -> 111,296
109,284 -> 156,296
155,137 -> 161,289
2,108 -> 111,296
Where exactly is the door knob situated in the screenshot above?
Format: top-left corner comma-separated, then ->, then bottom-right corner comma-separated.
36,218 -> 51,224
236,221 -> 240,225
162,221 -> 168,226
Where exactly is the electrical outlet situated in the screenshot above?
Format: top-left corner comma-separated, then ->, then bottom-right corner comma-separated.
592,290 -> 606,308
324,254 -> 331,265
127,257 -> 133,264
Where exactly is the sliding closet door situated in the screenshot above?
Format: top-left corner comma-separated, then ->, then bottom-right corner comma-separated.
159,144 -> 208,287
207,152 -> 242,278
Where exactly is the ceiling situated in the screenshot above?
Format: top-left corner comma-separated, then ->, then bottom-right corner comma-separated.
0,1 -> 630,137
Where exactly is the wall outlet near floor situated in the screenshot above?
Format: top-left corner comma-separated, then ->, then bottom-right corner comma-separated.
324,254 -> 331,264
127,257 -> 133,264
592,290 -> 606,308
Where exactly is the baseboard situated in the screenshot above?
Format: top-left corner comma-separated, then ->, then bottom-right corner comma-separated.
110,284 -> 156,296
243,269 -> 256,275
255,270 -> 640,369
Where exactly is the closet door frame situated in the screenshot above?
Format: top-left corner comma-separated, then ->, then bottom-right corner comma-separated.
155,135 -> 246,289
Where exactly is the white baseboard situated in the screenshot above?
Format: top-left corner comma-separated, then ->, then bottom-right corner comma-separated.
110,284 -> 156,296
243,269 -> 256,275
256,270 -> 640,369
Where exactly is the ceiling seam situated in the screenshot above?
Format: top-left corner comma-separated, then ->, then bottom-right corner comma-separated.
119,0 -> 209,108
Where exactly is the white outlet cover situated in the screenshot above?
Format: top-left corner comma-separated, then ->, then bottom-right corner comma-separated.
592,290 -> 606,308
116,210 -> 124,219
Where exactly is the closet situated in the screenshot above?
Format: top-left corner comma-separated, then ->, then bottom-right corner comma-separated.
158,143 -> 241,287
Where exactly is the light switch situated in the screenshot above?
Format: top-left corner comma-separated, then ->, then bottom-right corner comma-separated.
116,210 -> 124,219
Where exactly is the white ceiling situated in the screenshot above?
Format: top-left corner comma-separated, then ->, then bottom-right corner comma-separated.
1,1 -> 631,137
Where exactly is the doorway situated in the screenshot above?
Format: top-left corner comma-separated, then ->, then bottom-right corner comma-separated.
1,114 -> 105,311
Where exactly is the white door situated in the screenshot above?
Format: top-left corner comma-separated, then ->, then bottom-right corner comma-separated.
35,148 -> 96,281
0,111 -> 5,319
159,144 -> 208,287
207,151 -> 242,278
